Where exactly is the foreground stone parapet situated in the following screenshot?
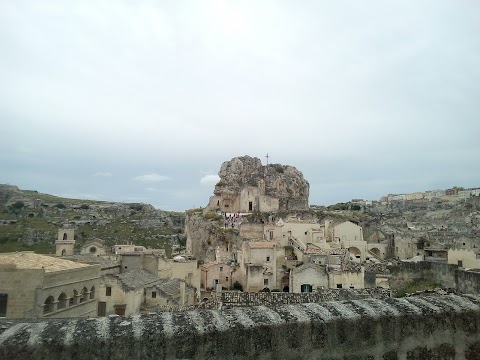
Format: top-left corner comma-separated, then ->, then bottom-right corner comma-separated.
2,295 -> 480,359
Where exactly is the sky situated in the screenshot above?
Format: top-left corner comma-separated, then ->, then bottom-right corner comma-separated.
1,1 -> 479,212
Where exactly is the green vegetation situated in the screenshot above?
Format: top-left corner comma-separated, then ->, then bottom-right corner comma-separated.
203,212 -> 223,221
11,201 -> 25,210
80,204 -> 90,210
215,181 -> 225,187
394,280 -> 442,298
186,208 -> 203,214
284,245 -> 294,252
0,238 -> 54,254
272,164 -> 284,173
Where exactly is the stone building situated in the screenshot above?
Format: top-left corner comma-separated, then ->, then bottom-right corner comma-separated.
80,238 -> 107,256
98,269 -> 162,316
205,156 -> 309,213
290,262 -> 364,293
145,278 -> 195,307
55,228 -> 75,256
0,252 -> 101,319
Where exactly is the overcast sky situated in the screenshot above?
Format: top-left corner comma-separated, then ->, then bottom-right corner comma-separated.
1,1 -> 479,211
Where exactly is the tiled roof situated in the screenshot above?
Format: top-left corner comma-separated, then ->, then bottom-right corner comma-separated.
155,278 -> 194,298
116,269 -> 162,290
0,252 -> 90,272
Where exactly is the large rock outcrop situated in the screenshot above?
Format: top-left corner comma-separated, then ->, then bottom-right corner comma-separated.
207,155 -> 309,212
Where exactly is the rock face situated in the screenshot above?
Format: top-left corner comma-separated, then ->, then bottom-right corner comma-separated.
2,295 -> 480,360
207,155 -> 309,212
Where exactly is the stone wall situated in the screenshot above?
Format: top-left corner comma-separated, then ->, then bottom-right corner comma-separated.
388,261 -> 480,294
2,295 -> 480,359
221,288 -> 391,308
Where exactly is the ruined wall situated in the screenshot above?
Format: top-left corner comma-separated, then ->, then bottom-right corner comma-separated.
2,295 -> 480,359
221,288 -> 390,308
388,261 -> 480,294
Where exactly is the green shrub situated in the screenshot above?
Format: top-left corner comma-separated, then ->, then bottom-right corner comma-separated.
80,204 -> 90,210
55,203 -> 66,209
394,280 -> 442,298
11,201 -> 25,210
203,212 -> 222,221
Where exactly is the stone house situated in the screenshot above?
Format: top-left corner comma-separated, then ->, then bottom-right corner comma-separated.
98,269 -> 163,316
145,278 -> 196,307
200,262 -> 235,291
0,252 -> 101,319
119,252 -> 200,291
448,249 -> 480,269
331,221 -> 367,263
241,241 -> 281,292
290,262 -> 364,293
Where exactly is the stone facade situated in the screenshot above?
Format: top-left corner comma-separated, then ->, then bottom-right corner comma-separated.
0,252 -> 100,319
206,156 -> 309,213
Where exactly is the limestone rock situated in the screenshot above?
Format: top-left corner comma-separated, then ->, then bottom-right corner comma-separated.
210,155 -> 309,212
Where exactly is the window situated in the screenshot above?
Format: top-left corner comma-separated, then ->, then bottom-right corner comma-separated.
44,296 -> 55,314
269,231 -> 273,240
336,284 -> 342,289
152,291 -> 157,299
220,266 -> 223,272
0,294 -> 7,317
106,287 -> 112,296
80,287 -> 88,303
263,279 -> 269,286
458,260 -> 463,268
57,293 -> 67,310
266,256 -> 270,262
226,277 -> 229,281
90,286 -> 95,300
70,290 -> 78,306
300,284 -> 312,293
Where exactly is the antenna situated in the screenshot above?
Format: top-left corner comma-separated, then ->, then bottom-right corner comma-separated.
265,153 -> 270,166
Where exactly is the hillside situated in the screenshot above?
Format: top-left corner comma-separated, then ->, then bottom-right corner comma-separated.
0,184 -> 186,255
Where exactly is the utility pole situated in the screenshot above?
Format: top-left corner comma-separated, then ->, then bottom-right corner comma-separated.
265,153 -> 270,166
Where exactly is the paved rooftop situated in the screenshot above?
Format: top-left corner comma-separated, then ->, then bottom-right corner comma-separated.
0,252 -> 90,272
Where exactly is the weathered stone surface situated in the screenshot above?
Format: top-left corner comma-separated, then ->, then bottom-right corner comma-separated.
1,294 -> 480,359
214,155 -> 309,211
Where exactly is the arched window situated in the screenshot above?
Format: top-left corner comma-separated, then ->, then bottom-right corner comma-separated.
63,233 -> 68,240
80,287 -> 88,303
57,293 -> 67,310
43,296 -> 55,314
69,290 -> 78,306
90,286 -> 95,300
61,249 -> 66,256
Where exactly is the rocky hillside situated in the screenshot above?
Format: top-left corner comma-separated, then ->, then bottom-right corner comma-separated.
214,156 -> 309,210
0,184 -> 185,255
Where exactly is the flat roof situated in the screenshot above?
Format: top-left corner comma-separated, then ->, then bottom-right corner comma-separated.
0,252 -> 91,272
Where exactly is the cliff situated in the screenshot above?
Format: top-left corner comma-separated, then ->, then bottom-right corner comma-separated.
210,155 -> 309,212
